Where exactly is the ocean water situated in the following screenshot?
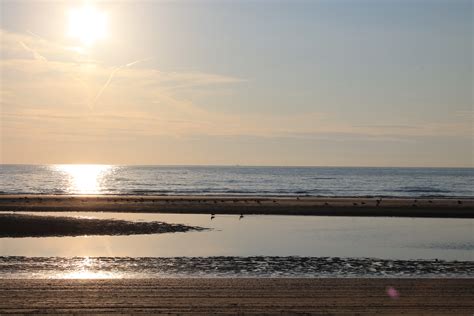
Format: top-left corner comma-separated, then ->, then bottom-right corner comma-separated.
1,164 -> 473,197
1,165 -> 473,279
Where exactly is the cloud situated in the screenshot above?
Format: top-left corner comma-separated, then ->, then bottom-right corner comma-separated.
2,34 -> 245,132
91,58 -> 153,107
1,29 -> 471,151
350,122 -> 472,137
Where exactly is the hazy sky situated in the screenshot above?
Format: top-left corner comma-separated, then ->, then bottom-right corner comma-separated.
0,0 -> 472,166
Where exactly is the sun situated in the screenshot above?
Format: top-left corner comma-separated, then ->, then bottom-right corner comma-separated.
68,5 -> 107,46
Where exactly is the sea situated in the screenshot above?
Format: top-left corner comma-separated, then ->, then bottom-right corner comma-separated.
0,164 -> 473,197
0,165 -> 472,278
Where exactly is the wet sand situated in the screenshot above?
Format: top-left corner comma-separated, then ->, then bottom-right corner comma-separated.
0,195 -> 472,218
0,278 -> 472,315
0,213 -> 205,237
2,256 -> 471,278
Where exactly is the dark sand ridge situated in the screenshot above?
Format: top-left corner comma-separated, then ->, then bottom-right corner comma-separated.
0,213 -> 206,238
0,195 -> 473,218
0,279 -> 472,315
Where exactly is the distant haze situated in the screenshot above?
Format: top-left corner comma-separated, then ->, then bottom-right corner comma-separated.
0,0 -> 472,167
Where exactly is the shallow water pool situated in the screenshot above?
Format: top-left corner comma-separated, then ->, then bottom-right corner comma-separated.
1,212 -> 472,278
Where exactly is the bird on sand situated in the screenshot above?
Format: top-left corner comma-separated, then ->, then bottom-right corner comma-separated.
239,214 -> 244,220
211,214 -> 215,220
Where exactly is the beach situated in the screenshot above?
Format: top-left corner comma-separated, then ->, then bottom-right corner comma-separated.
1,195 -> 473,314
0,195 -> 472,218
0,278 -> 472,314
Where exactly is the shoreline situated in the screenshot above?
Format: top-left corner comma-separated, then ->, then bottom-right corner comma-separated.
1,193 -> 472,198
0,195 -> 472,218
0,278 -> 472,314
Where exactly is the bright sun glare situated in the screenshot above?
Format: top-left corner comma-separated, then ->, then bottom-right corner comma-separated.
55,164 -> 111,194
56,257 -> 121,279
68,6 -> 107,46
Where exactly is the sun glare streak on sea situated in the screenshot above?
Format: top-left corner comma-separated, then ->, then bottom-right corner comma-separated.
53,164 -> 113,194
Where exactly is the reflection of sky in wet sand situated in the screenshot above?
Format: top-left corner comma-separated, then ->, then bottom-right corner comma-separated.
55,257 -> 122,279
1,212 -> 473,261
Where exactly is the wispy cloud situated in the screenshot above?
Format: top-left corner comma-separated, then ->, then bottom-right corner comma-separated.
91,58 -> 151,107
1,29 -> 471,151
18,40 -> 47,62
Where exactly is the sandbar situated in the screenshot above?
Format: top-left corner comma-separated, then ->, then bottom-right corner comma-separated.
0,195 -> 472,218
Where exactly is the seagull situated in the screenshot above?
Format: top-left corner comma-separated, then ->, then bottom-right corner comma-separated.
239,214 -> 244,220
210,214 -> 215,220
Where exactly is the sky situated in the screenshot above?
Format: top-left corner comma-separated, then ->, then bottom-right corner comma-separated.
0,0 -> 472,167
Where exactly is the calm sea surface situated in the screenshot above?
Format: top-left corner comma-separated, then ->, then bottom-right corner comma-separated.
1,165 -> 473,197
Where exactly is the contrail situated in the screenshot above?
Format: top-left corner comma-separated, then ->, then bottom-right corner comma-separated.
91,67 -> 120,107
125,58 -> 150,67
26,30 -> 46,41
91,58 -> 151,107
18,41 -> 47,62
21,27 -> 150,108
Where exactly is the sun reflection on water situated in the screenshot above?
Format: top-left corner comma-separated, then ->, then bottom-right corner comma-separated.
54,164 -> 112,194
59,270 -> 120,279
54,257 -> 122,279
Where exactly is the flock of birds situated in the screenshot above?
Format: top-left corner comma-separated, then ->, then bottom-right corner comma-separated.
20,196 -> 465,206
206,197 -> 465,221
15,196 -> 466,223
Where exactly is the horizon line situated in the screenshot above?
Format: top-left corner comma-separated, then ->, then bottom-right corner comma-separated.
0,163 -> 473,169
